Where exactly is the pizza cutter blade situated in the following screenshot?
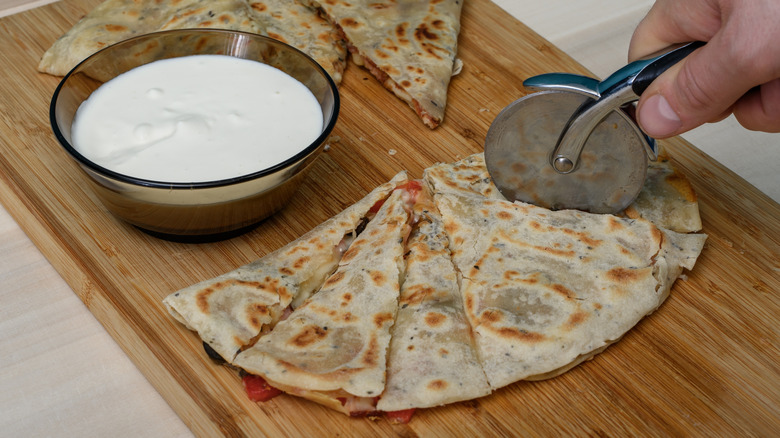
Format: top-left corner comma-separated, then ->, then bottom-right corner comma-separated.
484,42 -> 703,214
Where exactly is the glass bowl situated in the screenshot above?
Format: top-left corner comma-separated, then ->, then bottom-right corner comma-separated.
50,29 -> 339,242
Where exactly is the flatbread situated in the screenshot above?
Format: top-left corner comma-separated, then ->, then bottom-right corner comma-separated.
163,171 -> 407,363
233,185 -> 413,414
622,146 -> 702,233
423,153 -> 504,200
163,151 -> 707,419
247,0 -> 347,85
38,0 -> 347,85
433,192 -> 706,389
424,152 -> 702,233
377,185 -> 490,412
38,0 -> 171,76
304,0 -> 464,128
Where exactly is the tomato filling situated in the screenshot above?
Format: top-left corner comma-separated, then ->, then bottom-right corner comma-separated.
396,180 -> 424,202
242,374 -> 282,402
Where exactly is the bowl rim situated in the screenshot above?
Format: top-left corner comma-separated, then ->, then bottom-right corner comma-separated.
50,29 -> 340,190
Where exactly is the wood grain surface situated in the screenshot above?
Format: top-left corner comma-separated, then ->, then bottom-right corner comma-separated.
1,0 -> 778,436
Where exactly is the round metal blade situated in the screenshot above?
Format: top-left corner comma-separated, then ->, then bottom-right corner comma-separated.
484,91 -> 648,214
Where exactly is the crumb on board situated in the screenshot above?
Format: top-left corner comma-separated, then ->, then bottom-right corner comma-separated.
388,149 -> 397,156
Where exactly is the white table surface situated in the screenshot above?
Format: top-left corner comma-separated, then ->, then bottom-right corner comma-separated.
1,1 -> 777,436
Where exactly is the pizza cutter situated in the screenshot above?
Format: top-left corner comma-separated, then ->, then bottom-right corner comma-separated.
484,42 -> 703,214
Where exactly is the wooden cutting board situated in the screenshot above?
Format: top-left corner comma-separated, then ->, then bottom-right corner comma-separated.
1,0 -> 778,436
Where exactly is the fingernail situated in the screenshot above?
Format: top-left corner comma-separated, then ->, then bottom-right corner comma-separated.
639,94 -> 682,138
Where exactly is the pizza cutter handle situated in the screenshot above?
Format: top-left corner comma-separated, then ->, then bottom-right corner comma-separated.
630,41 -> 705,95
552,41 -> 703,173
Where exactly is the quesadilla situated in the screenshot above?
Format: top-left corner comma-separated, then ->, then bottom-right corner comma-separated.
38,0 -> 347,84
377,184 -> 491,415
433,192 -> 706,389
163,171 -> 408,363
162,149 -> 707,421
233,182 -> 420,415
303,0 -> 464,128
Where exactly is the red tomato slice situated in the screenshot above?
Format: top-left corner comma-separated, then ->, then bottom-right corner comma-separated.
385,408 -> 416,424
242,374 -> 282,402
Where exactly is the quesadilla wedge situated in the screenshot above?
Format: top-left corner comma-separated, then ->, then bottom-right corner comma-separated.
377,184 -> 490,416
304,0 -> 464,128
423,153 -> 504,200
158,0 -> 264,33
38,0 -> 347,84
622,146 -> 703,233
247,0 -> 347,85
163,171 -> 408,363
433,192 -> 706,389
424,151 -> 703,234
233,182 -> 420,415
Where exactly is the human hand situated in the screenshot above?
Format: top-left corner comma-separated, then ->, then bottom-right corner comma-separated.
629,0 -> 780,138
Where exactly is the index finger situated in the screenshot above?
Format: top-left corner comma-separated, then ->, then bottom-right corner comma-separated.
629,0 -> 722,61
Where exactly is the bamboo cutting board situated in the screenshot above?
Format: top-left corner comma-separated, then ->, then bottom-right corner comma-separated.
1,0 -> 778,436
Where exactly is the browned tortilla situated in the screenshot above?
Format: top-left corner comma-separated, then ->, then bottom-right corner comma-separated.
377,184 -> 491,411
38,0 -> 347,84
163,172 -> 407,363
164,152 -> 707,417
303,0 -> 464,128
233,187 -> 412,401
434,192 -> 706,389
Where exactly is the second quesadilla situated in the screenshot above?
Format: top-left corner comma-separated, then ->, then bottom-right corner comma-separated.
38,0 -> 347,84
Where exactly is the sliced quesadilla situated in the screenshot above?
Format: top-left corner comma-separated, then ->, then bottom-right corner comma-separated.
38,0 -> 347,85
304,0 -> 464,128
433,192 -> 706,389
377,185 -> 491,417
163,171 -> 408,363
233,182 -> 420,415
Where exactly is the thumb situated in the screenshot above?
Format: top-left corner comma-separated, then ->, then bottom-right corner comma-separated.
636,39 -> 749,138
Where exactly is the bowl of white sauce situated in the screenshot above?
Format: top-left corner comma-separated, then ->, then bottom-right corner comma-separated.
50,29 -> 339,241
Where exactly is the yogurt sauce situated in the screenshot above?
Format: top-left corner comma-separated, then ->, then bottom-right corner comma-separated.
71,54 -> 324,183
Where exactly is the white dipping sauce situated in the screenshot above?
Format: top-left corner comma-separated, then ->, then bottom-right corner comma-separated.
72,55 -> 324,183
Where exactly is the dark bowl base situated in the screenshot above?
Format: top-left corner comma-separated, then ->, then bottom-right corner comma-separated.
135,221 -> 263,243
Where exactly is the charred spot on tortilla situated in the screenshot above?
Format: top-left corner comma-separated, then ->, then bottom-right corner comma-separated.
289,325 -> 328,347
